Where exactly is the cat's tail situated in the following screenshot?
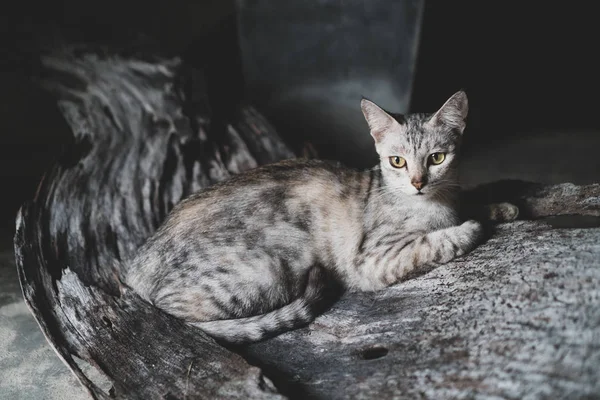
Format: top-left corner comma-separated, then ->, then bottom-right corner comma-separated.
190,266 -> 340,344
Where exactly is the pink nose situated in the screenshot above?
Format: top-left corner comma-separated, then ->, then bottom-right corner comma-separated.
411,180 -> 426,190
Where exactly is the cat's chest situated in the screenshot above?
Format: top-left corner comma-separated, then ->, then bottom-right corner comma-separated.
388,200 -> 459,231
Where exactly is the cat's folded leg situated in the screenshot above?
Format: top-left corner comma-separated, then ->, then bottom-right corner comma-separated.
484,202 -> 519,222
371,220 -> 484,287
461,200 -> 520,223
190,265 -> 342,344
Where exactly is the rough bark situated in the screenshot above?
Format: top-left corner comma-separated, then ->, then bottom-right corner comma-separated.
14,40 -> 292,399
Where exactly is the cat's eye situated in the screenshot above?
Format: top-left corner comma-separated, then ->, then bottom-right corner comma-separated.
389,156 -> 406,168
429,152 -> 446,165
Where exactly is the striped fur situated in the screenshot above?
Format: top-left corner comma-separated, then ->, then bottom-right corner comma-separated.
124,91 -> 488,343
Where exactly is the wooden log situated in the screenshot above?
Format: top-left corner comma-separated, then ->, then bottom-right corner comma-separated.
14,40 -> 293,399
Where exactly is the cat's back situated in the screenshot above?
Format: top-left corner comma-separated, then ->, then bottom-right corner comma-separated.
155,158 -> 363,237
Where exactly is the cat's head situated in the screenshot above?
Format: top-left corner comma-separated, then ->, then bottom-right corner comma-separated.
361,90 -> 468,199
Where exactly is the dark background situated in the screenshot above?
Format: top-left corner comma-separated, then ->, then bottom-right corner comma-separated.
1,0 -> 598,241
412,2 -> 599,137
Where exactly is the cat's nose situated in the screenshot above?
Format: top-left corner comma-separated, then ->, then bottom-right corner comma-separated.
411,179 -> 426,191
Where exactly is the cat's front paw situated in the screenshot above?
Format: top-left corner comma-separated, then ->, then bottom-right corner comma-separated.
461,219 -> 484,234
434,220 -> 484,264
456,219 -> 484,256
485,202 -> 519,222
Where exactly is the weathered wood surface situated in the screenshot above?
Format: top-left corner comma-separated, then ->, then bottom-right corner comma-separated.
247,182 -> 600,399
14,41 -> 292,399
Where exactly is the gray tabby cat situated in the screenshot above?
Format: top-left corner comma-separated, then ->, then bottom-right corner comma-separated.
125,91 -> 517,344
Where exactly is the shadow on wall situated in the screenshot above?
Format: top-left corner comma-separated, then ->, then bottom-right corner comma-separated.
236,0 -> 425,168
0,72 -> 71,243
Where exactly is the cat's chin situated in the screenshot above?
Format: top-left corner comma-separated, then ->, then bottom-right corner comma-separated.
393,187 -> 438,198
411,190 -> 438,199
401,190 -> 428,198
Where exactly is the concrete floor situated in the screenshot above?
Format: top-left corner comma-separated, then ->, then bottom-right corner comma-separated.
0,129 -> 598,399
0,249 -> 90,399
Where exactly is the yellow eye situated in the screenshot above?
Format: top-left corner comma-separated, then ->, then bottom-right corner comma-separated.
429,152 -> 446,165
389,156 -> 406,168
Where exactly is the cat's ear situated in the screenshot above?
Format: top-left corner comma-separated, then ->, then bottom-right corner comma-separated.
429,90 -> 469,134
361,98 -> 398,142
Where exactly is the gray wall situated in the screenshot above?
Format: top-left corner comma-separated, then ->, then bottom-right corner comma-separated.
236,0 -> 424,168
